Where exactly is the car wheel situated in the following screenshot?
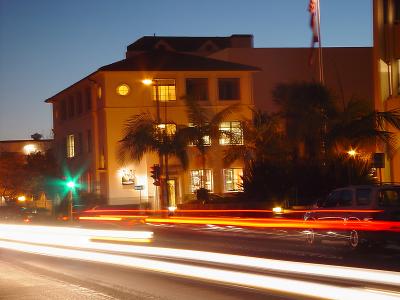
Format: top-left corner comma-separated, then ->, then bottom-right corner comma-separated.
305,228 -> 316,245
349,230 -> 363,250
304,218 -> 317,245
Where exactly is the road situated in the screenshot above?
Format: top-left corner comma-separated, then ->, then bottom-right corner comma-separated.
0,221 -> 400,299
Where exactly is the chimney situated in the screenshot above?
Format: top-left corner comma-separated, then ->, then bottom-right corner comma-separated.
230,34 -> 254,48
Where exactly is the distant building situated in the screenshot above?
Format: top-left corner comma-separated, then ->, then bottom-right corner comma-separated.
0,139 -> 53,155
373,0 -> 400,183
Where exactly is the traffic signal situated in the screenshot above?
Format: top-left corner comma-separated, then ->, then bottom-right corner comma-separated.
150,164 -> 160,186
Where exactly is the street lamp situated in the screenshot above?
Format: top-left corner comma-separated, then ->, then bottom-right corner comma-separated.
347,148 -> 358,185
142,79 -> 164,209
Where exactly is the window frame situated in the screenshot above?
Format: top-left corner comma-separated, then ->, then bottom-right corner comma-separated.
186,78 -> 209,101
218,78 -> 240,100
190,169 -> 213,193
66,134 -> 75,158
223,168 -> 243,192
153,79 -> 176,102
219,121 -> 243,145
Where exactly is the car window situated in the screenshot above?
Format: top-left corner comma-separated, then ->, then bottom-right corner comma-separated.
323,191 -> 340,207
338,190 -> 353,207
356,188 -> 372,206
378,188 -> 400,207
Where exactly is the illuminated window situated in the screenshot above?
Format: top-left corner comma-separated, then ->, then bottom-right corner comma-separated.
153,79 -> 176,101
218,78 -> 240,100
116,84 -> 130,96
219,121 -> 243,145
66,134 -> 75,158
23,144 -> 36,155
190,169 -> 212,193
188,123 -> 211,146
186,78 -> 208,101
224,168 -> 243,192
156,123 -> 176,136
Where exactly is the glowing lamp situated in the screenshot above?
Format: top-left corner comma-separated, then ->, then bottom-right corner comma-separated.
66,181 -> 75,189
347,149 -> 357,157
142,79 -> 153,85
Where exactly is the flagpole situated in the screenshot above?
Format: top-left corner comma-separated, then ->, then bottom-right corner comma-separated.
316,0 -> 324,85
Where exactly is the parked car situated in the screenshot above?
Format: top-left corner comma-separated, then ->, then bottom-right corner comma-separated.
303,184 -> 400,250
22,207 -> 52,223
0,205 -> 25,222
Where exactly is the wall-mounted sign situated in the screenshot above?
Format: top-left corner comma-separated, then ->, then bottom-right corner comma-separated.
121,169 -> 135,185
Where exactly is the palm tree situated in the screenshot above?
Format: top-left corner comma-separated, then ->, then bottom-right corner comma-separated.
118,112 -> 190,207
223,108 -> 289,170
272,81 -> 336,161
182,96 -> 239,193
328,98 -> 400,157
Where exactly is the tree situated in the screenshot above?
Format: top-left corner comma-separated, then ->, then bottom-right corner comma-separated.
244,81 -> 400,204
182,96 -> 239,191
272,82 -> 336,161
0,152 -> 26,199
328,98 -> 400,157
0,150 -> 59,202
118,112 -> 190,207
30,133 -> 43,140
223,108 -> 289,168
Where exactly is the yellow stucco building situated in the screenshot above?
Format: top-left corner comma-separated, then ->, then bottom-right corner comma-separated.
46,41 -> 258,208
373,0 -> 400,183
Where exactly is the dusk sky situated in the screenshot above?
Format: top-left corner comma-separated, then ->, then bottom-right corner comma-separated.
0,0 -> 372,141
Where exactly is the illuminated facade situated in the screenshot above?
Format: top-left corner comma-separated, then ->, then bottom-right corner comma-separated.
373,0 -> 400,182
46,41 -> 257,207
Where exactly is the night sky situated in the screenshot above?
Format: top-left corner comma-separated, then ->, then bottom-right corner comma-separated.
0,0 -> 372,140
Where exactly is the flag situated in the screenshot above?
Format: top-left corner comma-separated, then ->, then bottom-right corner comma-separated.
308,0 -> 319,65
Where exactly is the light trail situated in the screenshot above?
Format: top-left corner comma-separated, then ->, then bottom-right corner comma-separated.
0,240 -> 399,300
144,216 -> 400,232
0,224 -> 153,244
0,223 -> 399,287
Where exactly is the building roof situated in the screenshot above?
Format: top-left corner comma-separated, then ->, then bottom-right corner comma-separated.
98,50 -> 259,72
126,35 -> 253,52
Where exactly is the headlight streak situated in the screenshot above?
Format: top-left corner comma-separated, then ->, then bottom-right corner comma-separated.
0,240 -> 399,300
0,224 -> 399,288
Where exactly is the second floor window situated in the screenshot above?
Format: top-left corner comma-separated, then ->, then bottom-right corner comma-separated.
66,134 -> 75,158
60,99 -> 67,121
68,96 -> 75,118
153,79 -> 176,101
218,78 -> 240,100
186,78 -> 208,101
219,121 -> 243,145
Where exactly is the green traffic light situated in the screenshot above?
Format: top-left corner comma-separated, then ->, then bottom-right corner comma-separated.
66,181 -> 75,188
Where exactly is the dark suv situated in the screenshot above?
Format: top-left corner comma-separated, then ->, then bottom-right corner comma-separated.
303,184 -> 400,250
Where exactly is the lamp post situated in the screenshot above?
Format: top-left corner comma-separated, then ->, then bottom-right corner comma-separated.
142,79 -> 165,209
66,180 -> 75,222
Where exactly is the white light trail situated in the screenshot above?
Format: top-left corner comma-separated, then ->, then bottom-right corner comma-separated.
0,240 -> 399,300
1,223 -> 399,291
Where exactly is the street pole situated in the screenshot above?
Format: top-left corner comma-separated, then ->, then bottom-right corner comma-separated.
69,189 -> 73,223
